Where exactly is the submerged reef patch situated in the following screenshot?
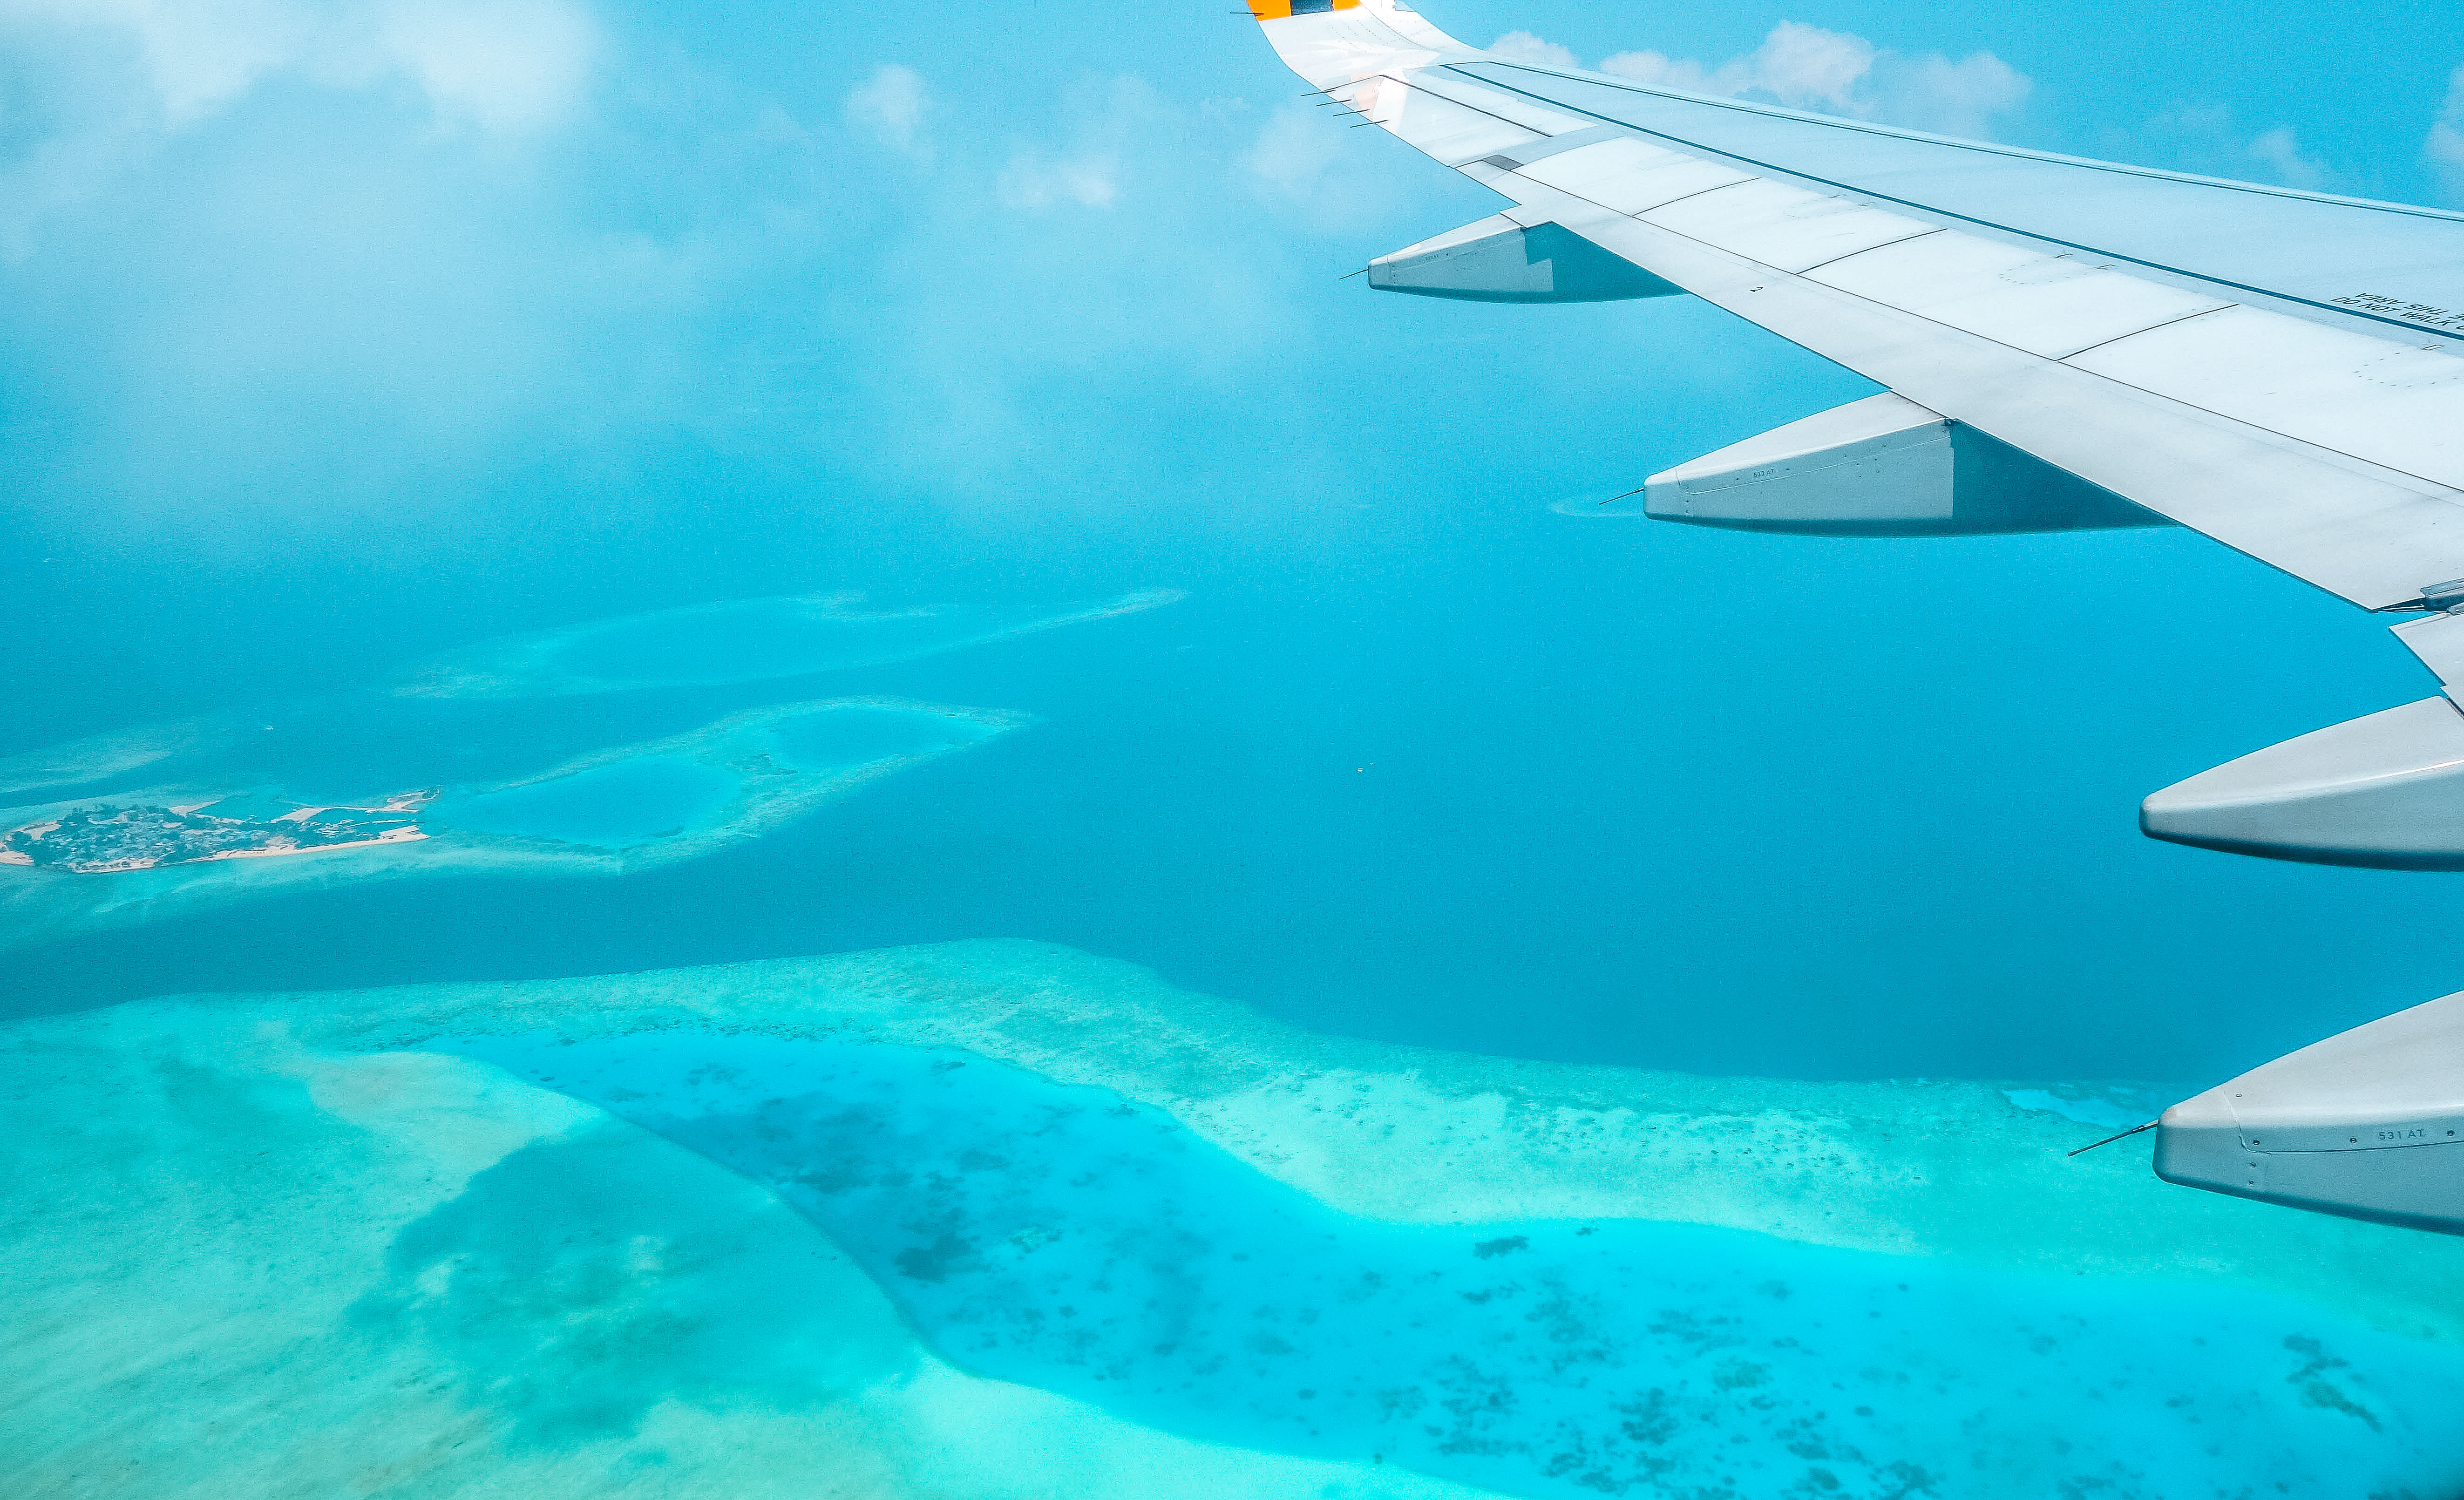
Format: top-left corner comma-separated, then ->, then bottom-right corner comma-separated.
392,588 -> 1186,698
13,941 -> 2464,1498
431,1027 -> 2464,1498
299,939 -> 2464,1335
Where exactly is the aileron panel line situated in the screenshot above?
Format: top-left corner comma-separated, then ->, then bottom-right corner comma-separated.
1573,159 -> 1756,216
2065,310 -> 2464,492
1514,137 -> 1689,193
1803,236 -> 2236,361
1641,181 -> 1939,276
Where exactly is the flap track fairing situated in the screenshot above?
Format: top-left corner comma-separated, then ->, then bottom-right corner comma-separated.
1639,394 -> 2169,536
2155,991 -> 2464,1235
1368,214 -> 1681,304
2143,612 -> 2464,869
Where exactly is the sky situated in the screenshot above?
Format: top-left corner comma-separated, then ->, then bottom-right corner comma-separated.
7,0 -> 2464,1086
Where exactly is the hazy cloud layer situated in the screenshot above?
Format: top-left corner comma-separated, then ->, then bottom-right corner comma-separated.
0,1 -> 1363,535
2244,125 -> 2329,190
0,0 -> 600,258
1596,21 -> 2030,140
0,0 -> 599,132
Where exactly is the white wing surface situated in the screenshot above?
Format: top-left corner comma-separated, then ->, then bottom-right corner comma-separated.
1246,0 -> 2464,614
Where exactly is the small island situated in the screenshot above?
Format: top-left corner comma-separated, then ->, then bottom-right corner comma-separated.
1,793 -> 432,875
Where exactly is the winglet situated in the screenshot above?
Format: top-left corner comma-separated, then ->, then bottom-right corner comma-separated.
1238,0 -> 1478,92
1243,0 -> 1366,17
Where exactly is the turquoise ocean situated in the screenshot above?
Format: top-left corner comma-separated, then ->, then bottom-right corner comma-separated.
9,0 -> 2464,1495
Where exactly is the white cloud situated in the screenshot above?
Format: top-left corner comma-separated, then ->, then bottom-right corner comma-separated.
376,0 -> 599,135
1870,49 -> 2030,139
1235,95 -> 1410,231
2244,125 -> 2327,191
1242,102 -> 1343,201
843,62 -> 931,161
1487,30 -> 1576,69
999,152 -> 1118,209
0,0 -> 319,124
1739,20 -> 1873,112
1597,49 -> 1729,96
2430,64 -> 2464,205
1601,21 -> 2029,141
2135,104 -> 2334,190
995,75 -> 1165,213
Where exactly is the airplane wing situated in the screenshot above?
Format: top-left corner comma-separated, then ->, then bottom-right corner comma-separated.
1241,2 -> 2464,1233
1242,0 -> 2464,875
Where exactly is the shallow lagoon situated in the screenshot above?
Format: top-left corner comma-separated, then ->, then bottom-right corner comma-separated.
435,756 -> 740,846
10,943 -> 2464,1499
